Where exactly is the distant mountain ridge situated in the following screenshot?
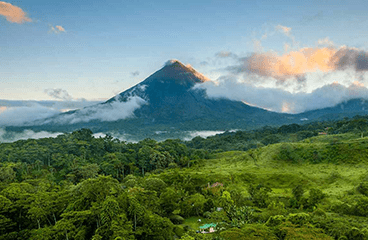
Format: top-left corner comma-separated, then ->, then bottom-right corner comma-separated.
298,98 -> 368,120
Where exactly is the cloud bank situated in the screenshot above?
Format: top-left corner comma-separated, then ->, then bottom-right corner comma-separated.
197,77 -> 368,113
0,129 -> 63,143
46,96 -> 147,124
0,96 -> 146,126
0,100 -> 101,126
225,46 -> 368,85
0,1 -> 31,23
0,104 -> 59,126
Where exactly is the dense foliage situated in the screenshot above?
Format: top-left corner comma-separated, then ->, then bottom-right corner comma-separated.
1,117 -> 368,239
186,116 -> 368,152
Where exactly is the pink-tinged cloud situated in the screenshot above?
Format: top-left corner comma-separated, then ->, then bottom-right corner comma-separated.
228,46 -> 368,83
239,47 -> 337,81
0,1 -> 31,23
50,25 -> 66,34
55,25 -> 65,32
276,25 -> 291,36
0,106 -> 7,114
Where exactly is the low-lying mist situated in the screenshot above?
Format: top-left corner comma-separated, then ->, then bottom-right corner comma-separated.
0,129 -> 226,143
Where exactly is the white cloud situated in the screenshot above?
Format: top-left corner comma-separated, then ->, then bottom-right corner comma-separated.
45,88 -> 73,101
275,25 -> 292,36
0,129 -> 63,142
0,128 -> 63,142
0,94 -> 146,126
0,100 -> 103,126
183,130 -> 225,141
50,96 -> 147,124
317,37 -> 334,46
0,104 -> 59,126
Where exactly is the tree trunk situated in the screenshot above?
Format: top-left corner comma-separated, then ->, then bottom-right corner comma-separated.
53,213 -> 57,225
46,216 -> 52,226
134,213 -> 137,231
19,211 -> 22,230
37,219 -> 40,229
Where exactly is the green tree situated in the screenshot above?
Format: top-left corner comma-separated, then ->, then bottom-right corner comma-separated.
128,196 -> 145,231
138,146 -> 153,176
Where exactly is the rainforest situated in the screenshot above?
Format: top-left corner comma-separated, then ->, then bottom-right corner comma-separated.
1,116 -> 368,240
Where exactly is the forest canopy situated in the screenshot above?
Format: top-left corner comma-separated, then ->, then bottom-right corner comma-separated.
1,116 -> 368,239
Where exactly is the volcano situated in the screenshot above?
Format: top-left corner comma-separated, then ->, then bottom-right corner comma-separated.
107,60 -> 279,123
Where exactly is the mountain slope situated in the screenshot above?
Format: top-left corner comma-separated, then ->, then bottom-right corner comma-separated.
298,98 -> 368,121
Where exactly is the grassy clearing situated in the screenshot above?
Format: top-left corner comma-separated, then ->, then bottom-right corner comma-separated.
174,134 -> 368,203
182,216 -> 212,230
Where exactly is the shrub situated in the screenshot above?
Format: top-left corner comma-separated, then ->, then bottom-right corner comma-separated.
352,197 -> 368,216
357,181 -> 368,196
307,188 -> 326,208
346,227 -> 365,240
173,225 -> 185,238
169,215 -> 185,224
144,177 -> 167,194
209,210 -> 229,223
276,222 -> 332,240
248,184 -> 271,208
286,213 -> 311,226
220,228 -> 245,240
292,185 -> 304,202
241,224 -> 277,239
266,215 -> 286,227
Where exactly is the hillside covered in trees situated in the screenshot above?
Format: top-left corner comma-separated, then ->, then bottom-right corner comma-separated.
1,117 -> 368,239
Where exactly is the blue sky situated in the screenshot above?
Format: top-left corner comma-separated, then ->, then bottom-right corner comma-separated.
2,0 -> 368,104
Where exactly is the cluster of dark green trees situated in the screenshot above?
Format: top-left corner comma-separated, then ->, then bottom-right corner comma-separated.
0,128 -> 209,183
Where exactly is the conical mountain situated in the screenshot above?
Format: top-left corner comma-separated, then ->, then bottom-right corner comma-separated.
104,59 -> 279,124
